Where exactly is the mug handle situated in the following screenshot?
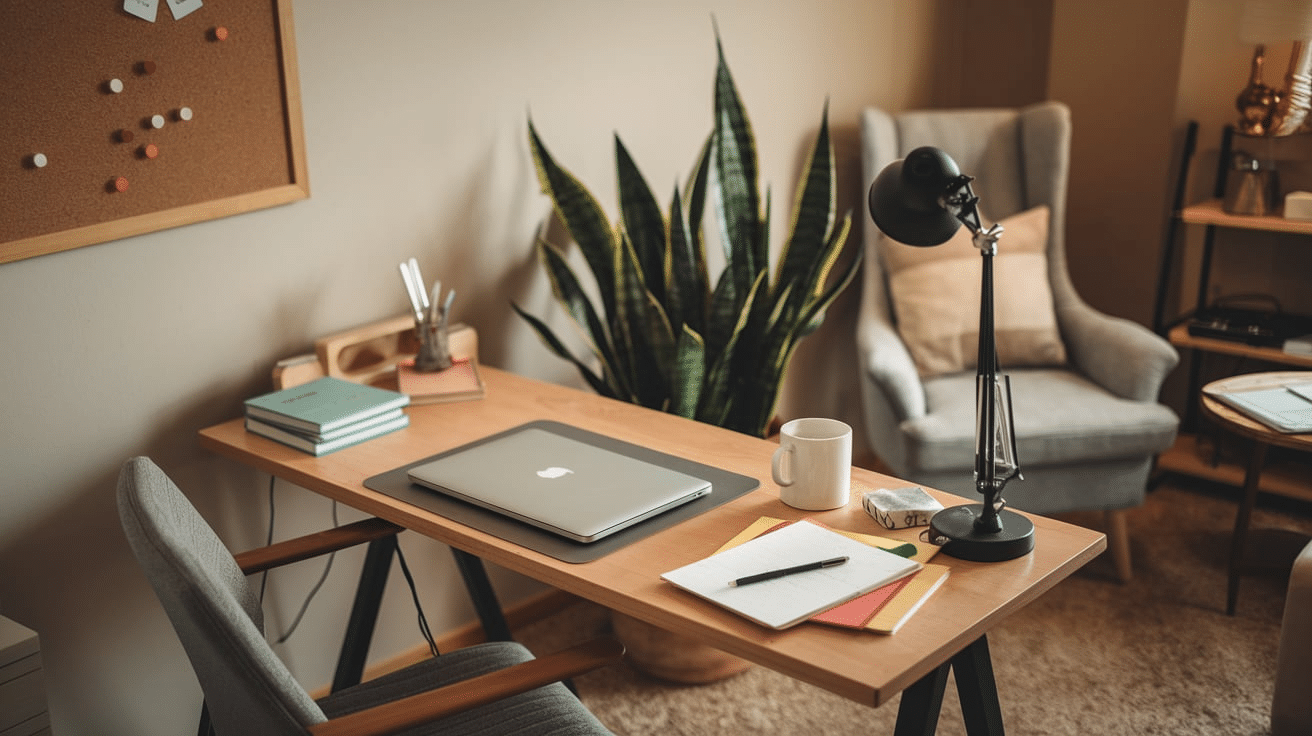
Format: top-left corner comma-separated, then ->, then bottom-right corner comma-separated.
771,445 -> 793,486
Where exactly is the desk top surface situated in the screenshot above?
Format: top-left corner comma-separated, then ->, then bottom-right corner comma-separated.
199,366 -> 1105,708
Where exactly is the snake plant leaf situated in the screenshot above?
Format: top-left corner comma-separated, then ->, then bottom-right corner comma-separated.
796,233 -> 863,346
615,135 -> 668,305
614,231 -> 671,409
712,34 -> 762,289
697,270 -> 764,428
528,118 -> 620,318
669,324 -> 706,418
510,302 -> 615,399
666,185 -> 690,334
777,100 -> 837,298
674,135 -> 714,338
796,212 -> 856,336
535,238 -> 630,399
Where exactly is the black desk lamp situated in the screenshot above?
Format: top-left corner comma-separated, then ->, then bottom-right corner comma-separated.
868,147 -> 1035,562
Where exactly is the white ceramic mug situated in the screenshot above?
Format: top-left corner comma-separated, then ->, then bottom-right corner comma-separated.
771,418 -> 852,510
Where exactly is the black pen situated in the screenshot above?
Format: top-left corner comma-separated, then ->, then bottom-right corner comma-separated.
729,556 -> 849,587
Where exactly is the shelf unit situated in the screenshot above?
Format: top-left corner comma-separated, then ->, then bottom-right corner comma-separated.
1181,198 -> 1312,235
1155,126 -> 1312,503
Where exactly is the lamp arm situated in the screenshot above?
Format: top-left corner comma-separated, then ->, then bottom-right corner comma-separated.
940,176 -> 1021,534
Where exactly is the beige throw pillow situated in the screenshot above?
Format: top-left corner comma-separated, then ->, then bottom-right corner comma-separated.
883,205 -> 1066,377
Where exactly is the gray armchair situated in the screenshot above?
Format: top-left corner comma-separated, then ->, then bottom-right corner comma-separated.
117,456 -> 620,735
856,103 -> 1180,580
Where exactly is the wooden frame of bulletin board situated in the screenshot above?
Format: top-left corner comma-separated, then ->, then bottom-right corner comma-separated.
1,0 -> 309,265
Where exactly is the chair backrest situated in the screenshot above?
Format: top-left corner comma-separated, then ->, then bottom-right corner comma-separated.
864,101 -> 1079,304
117,456 -> 327,735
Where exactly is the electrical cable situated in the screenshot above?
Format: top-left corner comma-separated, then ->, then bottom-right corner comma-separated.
257,475 -> 339,644
257,475 -> 440,656
394,542 -> 439,658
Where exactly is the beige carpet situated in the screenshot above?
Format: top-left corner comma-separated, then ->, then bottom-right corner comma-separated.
515,479 -> 1312,735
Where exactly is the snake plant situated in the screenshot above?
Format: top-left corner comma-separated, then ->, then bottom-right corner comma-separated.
513,35 -> 860,438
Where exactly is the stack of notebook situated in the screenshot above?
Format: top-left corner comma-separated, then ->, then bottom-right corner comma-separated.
244,376 -> 410,456
663,517 -> 949,633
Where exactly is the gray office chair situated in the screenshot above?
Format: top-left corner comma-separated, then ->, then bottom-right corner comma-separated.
857,103 -> 1180,580
117,456 -> 620,735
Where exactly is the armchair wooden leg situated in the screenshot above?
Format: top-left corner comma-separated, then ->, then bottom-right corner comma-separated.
1107,509 -> 1132,583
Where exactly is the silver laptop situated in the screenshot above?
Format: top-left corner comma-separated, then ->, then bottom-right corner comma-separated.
406,426 -> 712,543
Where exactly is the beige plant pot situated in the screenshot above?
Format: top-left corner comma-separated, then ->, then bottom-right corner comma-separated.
610,611 -> 753,684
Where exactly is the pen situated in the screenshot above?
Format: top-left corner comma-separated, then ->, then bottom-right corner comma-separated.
729,556 -> 849,587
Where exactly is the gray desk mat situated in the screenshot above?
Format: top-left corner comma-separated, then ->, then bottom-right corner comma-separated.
364,420 -> 760,563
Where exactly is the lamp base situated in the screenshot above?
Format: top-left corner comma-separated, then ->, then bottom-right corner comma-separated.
929,504 -> 1035,562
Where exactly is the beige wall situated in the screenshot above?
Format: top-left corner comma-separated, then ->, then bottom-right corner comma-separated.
0,2 -> 948,734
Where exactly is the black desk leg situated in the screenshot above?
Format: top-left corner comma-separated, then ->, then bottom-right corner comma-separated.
894,660 -> 951,736
331,535 -> 397,693
894,635 -> 1005,736
451,548 -> 514,642
952,636 -> 1005,736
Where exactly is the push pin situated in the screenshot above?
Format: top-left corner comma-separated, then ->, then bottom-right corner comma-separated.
137,60 -> 157,75
210,26 -> 229,41
110,176 -> 130,193
29,153 -> 48,169
140,144 -> 159,160
106,78 -> 124,94
117,129 -> 135,144
175,106 -> 193,122
147,114 -> 165,130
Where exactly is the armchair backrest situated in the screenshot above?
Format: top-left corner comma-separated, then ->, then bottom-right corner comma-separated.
860,102 -> 1074,317
117,457 -> 326,735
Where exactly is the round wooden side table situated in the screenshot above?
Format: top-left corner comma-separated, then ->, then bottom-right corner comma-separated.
1200,371 -> 1312,615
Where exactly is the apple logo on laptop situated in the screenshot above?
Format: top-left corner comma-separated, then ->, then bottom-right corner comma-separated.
536,466 -> 574,479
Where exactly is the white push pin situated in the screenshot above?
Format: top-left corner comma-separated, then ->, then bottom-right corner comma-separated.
108,78 -> 124,94
150,114 -> 166,129
176,106 -> 193,122
30,153 -> 47,168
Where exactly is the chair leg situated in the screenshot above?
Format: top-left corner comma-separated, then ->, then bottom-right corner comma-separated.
1106,509 -> 1132,583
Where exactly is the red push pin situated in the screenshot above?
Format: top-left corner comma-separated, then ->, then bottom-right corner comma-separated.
114,176 -> 129,193
211,26 -> 229,41
141,144 -> 159,159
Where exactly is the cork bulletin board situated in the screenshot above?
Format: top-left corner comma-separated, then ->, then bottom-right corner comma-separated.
1,0 -> 308,265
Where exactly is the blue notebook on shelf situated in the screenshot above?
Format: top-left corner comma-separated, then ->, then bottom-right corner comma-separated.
245,376 -> 409,434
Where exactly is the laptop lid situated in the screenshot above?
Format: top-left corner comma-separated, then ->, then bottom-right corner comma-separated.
406,425 -> 712,543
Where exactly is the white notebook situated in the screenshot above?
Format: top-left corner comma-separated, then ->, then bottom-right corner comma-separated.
660,520 -> 921,630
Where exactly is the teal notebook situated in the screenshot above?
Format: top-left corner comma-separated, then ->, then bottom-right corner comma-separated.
244,376 -> 410,434
245,413 -> 410,456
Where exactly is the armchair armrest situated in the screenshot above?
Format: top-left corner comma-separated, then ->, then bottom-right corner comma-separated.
234,517 -> 403,575
856,295 -> 926,422
308,637 -> 626,736
1058,301 -> 1179,403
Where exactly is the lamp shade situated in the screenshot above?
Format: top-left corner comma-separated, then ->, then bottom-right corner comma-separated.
867,146 -> 963,247
1241,0 -> 1312,42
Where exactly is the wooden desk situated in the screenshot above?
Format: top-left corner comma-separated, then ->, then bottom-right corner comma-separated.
1200,372 -> 1312,615
200,367 -> 1105,733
